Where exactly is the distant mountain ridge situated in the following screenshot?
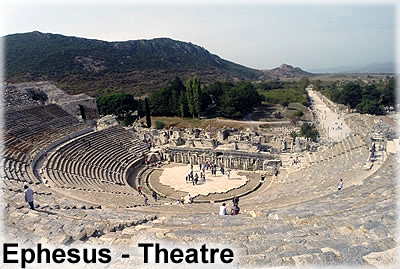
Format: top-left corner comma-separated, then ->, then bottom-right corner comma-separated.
4,31 -> 312,96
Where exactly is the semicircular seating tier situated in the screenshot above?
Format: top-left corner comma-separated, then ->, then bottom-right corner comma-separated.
42,126 -> 150,195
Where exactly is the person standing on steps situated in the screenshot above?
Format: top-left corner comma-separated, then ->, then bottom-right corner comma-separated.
337,179 -> 344,191
232,196 -> 239,206
24,185 -> 34,210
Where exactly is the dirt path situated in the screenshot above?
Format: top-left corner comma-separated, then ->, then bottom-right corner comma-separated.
216,117 -> 291,126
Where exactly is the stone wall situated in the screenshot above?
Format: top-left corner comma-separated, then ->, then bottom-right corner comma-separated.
166,147 -> 278,171
9,81 -> 98,120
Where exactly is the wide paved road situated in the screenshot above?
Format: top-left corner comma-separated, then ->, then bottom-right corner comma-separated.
307,87 -> 352,142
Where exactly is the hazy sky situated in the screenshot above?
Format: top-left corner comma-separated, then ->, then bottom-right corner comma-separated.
1,1 -> 397,72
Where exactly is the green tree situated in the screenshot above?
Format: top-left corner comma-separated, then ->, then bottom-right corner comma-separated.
137,99 -> 146,118
380,77 -> 396,108
96,93 -> 138,124
148,77 -> 186,116
169,89 -> 178,115
145,97 -> 151,128
362,84 -> 381,100
186,76 -> 201,118
341,82 -> 363,109
219,82 -> 262,118
356,99 -> 384,115
300,122 -> 319,142
204,81 -> 233,107
298,76 -> 310,90
313,80 -> 322,91
290,131 -> 298,141
179,90 -> 187,117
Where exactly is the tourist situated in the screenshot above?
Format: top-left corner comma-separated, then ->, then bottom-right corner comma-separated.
143,195 -> 148,205
137,185 -> 142,195
152,191 -> 157,201
24,185 -> 34,210
219,203 -> 227,215
231,205 -> 240,215
337,179 -> 344,191
232,196 -> 239,206
186,194 -> 193,204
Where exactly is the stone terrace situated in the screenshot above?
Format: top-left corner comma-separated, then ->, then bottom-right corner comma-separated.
40,126 -> 150,207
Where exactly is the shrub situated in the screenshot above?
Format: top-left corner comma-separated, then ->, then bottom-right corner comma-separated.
293,110 -> 304,117
154,120 -> 165,129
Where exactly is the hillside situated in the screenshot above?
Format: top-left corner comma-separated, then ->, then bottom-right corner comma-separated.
4,31 -> 312,96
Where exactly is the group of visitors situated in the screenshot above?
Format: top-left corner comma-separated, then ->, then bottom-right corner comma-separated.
137,185 -> 158,205
200,161 -> 222,176
292,157 -> 300,165
219,196 -> 240,216
177,194 -> 194,205
186,170 -> 203,185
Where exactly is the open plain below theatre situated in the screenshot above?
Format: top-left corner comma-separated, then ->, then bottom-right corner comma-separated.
1,21 -> 398,268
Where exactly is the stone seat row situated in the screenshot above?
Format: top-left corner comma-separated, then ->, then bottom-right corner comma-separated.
46,169 -> 134,194
299,135 -> 366,168
1,158 -> 39,184
43,127 -> 149,191
244,145 -> 368,209
4,104 -> 88,164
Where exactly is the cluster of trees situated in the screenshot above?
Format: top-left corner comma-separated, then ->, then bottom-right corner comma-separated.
96,76 -> 263,126
314,77 -> 395,115
256,76 -> 310,107
96,93 -> 138,125
148,76 -> 262,119
290,122 -> 319,142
